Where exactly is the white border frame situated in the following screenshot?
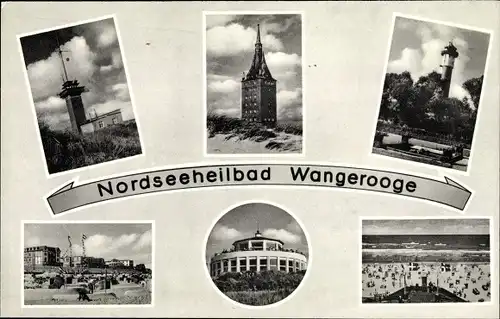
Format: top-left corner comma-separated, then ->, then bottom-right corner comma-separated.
202,11 -> 306,157
20,220 -> 155,309
358,215 -> 495,307
16,14 -> 146,179
367,12 -> 494,176
201,200 -> 313,309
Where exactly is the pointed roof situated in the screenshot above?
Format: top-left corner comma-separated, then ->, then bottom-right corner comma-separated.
243,24 -> 275,81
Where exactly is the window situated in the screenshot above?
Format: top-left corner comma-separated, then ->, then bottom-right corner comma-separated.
240,259 -> 247,272
112,117 -> 118,124
98,121 -> 104,128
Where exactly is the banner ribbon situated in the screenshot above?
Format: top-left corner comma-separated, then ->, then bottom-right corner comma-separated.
47,164 -> 472,215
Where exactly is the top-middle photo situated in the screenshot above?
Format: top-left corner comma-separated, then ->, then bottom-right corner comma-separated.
204,12 -> 303,155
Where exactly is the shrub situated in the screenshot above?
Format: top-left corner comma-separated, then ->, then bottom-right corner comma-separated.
38,120 -> 142,174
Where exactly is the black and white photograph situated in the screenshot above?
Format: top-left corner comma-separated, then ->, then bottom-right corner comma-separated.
23,222 -> 153,306
19,16 -> 142,175
205,202 -> 309,306
361,218 -> 491,303
204,13 -> 303,155
372,14 -> 492,172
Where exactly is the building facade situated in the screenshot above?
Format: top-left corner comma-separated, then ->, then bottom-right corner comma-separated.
241,24 -> 277,127
61,256 -> 105,268
24,246 -> 61,267
120,259 -> 134,268
80,109 -> 123,134
209,230 -> 307,277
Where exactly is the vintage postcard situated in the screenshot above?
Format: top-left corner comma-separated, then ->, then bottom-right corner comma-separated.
18,16 -> 143,175
371,14 -> 492,172
204,12 -> 304,155
23,221 -> 153,306
361,218 -> 491,304
205,202 -> 309,306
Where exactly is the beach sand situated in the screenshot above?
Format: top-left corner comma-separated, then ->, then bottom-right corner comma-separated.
362,262 -> 491,302
207,133 -> 302,154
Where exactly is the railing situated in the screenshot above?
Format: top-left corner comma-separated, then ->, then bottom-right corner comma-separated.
376,122 -> 471,148
214,247 -> 306,258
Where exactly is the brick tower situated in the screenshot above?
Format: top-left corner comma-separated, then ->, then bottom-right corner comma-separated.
440,41 -> 459,98
241,24 -> 277,127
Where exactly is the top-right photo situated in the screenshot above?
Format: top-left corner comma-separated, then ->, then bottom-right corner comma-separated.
372,14 -> 492,172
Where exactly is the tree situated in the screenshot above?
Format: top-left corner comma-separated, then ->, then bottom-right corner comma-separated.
135,264 -> 147,273
462,75 -> 484,110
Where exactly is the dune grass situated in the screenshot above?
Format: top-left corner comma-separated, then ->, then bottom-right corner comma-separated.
39,120 -> 142,174
207,113 -> 302,152
225,289 -> 295,306
207,113 -> 302,138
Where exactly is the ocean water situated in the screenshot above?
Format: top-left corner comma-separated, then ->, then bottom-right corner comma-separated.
362,235 -> 489,250
362,235 -> 490,263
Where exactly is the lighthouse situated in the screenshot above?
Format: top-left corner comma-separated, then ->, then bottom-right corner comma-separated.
241,24 -> 277,127
439,41 -> 459,98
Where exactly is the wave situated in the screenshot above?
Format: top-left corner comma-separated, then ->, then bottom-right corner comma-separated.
363,248 -> 490,254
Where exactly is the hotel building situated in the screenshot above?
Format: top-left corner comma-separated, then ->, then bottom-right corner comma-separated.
209,230 -> 307,277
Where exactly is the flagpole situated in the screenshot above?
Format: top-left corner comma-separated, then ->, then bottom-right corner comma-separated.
55,33 -> 69,83
105,267 -> 107,294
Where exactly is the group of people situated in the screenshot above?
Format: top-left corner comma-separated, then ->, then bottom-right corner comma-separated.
362,262 -> 491,302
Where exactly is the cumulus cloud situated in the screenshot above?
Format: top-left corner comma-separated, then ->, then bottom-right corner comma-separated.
207,23 -> 283,56
132,230 -> 152,251
69,230 -> 152,259
277,88 -> 302,121
212,225 -> 243,240
388,19 -> 474,104
208,78 -> 239,93
111,50 -> 123,68
35,96 -> 66,112
100,65 -> 114,73
71,233 -> 138,257
266,52 -> 301,80
111,82 -> 130,101
206,15 -> 237,29
262,228 -> 301,244
97,25 -> 118,48
264,17 -> 297,34
286,220 -> 302,234
27,36 -> 96,101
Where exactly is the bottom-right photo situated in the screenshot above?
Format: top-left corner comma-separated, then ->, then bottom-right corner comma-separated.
361,217 -> 491,304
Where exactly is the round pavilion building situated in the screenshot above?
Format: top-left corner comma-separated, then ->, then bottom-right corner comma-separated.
209,230 -> 307,277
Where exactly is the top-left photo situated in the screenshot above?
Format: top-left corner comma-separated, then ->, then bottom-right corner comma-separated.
18,16 -> 143,175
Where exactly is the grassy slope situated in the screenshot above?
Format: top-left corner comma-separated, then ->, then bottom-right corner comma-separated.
39,120 -> 142,174
207,114 -> 302,153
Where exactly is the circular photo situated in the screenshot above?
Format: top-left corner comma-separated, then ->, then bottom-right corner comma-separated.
205,202 -> 310,306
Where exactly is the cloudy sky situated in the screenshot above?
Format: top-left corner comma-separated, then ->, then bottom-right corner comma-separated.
24,223 -> 152,268
387,16 -> 490,106
206,203 -> 308,263
205,14 -> 302,122
20,17 -> 135,131
363,219 -> 490,235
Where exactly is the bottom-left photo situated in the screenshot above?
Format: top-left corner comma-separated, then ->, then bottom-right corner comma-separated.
22,221 -> 153,306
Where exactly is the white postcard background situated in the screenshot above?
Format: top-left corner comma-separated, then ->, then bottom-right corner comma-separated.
1,1 -> 499,318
